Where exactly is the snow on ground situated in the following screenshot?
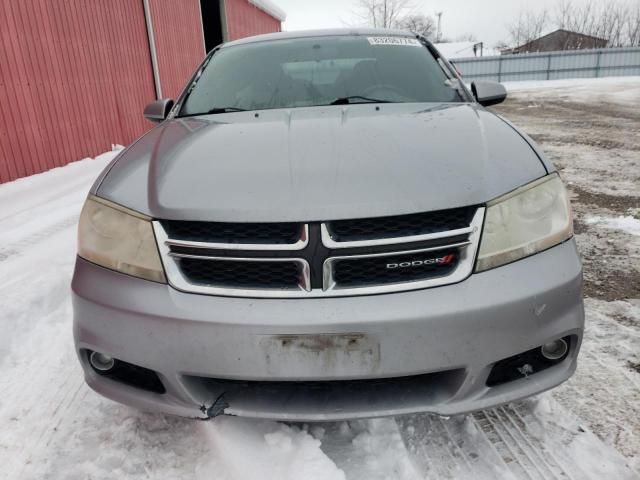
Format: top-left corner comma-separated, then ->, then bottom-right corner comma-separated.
503,76 -> 640,107
586,215 -> 640,236
1,78 -> 640,479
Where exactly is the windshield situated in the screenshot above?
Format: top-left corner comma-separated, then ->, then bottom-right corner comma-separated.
179,35 -> 463,115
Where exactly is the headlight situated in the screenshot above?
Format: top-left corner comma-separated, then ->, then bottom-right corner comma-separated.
78,195 -> 166,283
475,174 -> 573,272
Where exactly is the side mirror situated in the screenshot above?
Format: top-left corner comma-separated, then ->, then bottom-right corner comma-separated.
471,81 -> 507,107
144,98 -> 174,123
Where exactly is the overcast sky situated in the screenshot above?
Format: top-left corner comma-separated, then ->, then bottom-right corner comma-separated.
275,0 -> 592,48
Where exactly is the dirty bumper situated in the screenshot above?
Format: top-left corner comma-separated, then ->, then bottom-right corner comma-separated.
72,240 -> 584,421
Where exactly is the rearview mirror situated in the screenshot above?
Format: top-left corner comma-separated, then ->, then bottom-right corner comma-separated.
471,81 -> 507,107
144,98 -> 174,123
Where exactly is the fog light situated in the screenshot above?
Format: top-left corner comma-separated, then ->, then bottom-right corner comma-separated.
540,339 -> 568,360
89,351 -> 116,372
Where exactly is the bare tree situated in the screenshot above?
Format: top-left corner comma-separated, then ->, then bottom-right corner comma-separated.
554,0 -> 574,29
551,0 -> 639,46
507,1 -> 639,48
626,1 -> 640,45
353,0 -> 438,40
398,14 -> 436,38
567,1 -> 598,34
353,0 -> 413,29
598,2 -> 627,46
506,8 -> 549,47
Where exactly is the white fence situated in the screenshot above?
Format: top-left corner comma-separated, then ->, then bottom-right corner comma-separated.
451,47 -> 640,83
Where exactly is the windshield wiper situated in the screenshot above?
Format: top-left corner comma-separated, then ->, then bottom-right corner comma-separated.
175,107 -> 247,119
206,107 -> 247,114
329,96 -> 393,105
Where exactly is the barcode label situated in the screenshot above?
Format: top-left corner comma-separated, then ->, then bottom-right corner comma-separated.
367,37 -> 421,47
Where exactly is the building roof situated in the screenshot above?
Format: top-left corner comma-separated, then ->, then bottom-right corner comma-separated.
223,28 -> 416,48
512,29 -> 608,51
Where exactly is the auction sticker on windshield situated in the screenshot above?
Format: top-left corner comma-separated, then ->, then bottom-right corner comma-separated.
367,37 -> 421,46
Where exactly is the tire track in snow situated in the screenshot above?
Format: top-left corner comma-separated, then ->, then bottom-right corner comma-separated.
397,399 -> 638,480
509,403 -> 579,479
0,215 -> 79,264
398,412 -> 516,479
475,410 -> 535,479
480,407 -> 559,479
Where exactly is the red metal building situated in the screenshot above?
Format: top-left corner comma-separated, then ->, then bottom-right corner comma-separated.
0,0 -> 285,183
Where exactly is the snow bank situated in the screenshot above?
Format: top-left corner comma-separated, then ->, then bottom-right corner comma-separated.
348,419 -> 420,479
196,417 -> 345,480
315,419 -> 421,480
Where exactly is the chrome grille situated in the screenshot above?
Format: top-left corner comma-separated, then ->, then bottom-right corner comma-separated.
153,207 -> 485,298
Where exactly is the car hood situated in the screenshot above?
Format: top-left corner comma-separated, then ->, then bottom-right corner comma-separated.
97,103 -> 548,222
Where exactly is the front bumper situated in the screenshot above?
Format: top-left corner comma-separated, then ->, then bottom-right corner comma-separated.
72,240 -> 584,421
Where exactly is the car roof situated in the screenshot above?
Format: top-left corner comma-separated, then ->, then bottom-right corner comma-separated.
221,28 -> 417,49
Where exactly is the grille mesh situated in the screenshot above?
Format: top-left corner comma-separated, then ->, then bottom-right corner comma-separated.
162,220 -> 301,244
178,258 -> 302,289
333,250 -> 458,287
328,207 -> 476,242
